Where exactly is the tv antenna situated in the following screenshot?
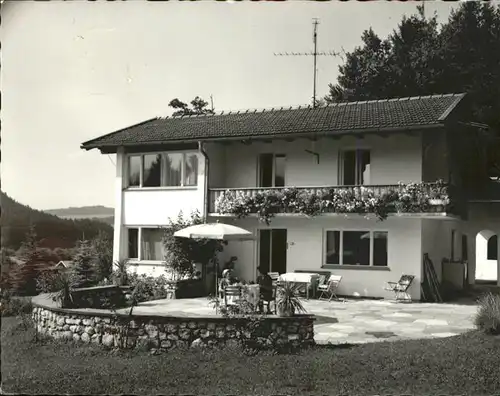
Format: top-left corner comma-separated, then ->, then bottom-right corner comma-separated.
274,18 -> 343,108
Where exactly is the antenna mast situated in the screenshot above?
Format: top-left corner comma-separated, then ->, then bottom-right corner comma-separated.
274,18 -> 341,108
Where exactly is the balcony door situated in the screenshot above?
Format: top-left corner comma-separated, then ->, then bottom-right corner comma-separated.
258,154 -> 286,187
339,149 -> 371,185
258,229 -> 287,275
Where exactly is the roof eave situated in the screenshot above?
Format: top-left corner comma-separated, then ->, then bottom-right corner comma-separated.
81,123 -> 445,153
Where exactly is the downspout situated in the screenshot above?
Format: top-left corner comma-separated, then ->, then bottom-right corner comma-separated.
198,141 -> 210,221
198,140 -> 211,291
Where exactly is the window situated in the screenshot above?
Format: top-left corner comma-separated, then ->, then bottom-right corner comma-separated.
324,230 -> 388,267
258,154 -> 286,187
164,153 -> 183,186
127,152 -> 198,188
184,153 -> 199,186
128,228 -> 139,259
141,229 -> 165,261
128,156 -> 141,187
373,232 -> 388,266
143,154 -> 162,187
339,149 -> 370,185
325,231 -> 341,265
126,227 -> 165,261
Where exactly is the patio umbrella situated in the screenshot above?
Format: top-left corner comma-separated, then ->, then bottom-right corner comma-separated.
173,222 -> 255,298
173,223 -> 256,241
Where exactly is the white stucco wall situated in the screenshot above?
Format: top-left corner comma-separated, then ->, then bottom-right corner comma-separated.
462,202 -> 500,285
212,215 -> 423,300
118,150 -> 206,226
122,189 -> 203,226
475,230 -> 498,281
127,263 -> 166,277
219,133 -> 423,188
421,219 -> 462,284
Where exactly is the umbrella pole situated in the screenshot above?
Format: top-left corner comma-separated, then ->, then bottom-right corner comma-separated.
215,268 -> 219,314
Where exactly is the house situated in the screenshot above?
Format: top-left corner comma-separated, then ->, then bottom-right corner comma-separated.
81,93 -> 500,300
54,260 -> 74,270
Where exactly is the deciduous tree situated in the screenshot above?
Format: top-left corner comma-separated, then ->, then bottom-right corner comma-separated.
168,96 -> 215,116
325,3 -> 500,180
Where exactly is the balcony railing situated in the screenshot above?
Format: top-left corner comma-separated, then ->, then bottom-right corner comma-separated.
208,182 -> 458,221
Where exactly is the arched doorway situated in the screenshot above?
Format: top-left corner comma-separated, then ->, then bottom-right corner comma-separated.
475,230 -> 498,283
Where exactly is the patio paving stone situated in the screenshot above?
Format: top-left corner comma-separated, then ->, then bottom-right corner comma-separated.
429,332 -> 460,338
365,331 -> 397,339
413,319 -> 449,326
120,297 -> 477,345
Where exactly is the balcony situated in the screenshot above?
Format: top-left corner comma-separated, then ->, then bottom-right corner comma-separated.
208,182 -> 460,223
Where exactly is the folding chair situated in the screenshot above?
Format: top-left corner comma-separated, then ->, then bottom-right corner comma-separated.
315,274 -> 328,297
268,272 -> 280,287
223,285 -> 242,306
318,275 -> 342,301
385,275 -> 415,302
259,284 -> 277,314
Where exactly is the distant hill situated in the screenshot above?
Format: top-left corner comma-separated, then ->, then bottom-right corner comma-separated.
45,206 -> 115,226
45,205 -> 114,217
0,191 -> 114,250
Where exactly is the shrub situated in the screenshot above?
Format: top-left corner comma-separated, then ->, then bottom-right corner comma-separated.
127,274 -> 170,303
36,270 -> 62,293
1,295 -> 33,317
162,211 -> 226,280
474,292 -> 500,335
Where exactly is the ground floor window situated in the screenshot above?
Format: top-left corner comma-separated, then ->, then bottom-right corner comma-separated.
324,230 -> 388,267
126,227 -> 165,261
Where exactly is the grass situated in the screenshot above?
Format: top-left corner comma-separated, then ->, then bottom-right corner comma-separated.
2,317 -> 500,395
0,295 -> 33,317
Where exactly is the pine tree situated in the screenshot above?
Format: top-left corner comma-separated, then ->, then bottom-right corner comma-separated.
71,240 -> 97,288
91,231 -> 113,283
9,226 -> 47,296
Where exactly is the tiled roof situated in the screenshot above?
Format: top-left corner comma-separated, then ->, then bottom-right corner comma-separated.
81,93 -> 466,151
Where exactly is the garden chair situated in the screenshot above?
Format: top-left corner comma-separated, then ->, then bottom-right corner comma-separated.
317,275 -> 343,302
268,272 -> 280,287
315,274 -> 328,296
385,275 -> 415,302
259,283 -> 277,314
223,285 -> 242,306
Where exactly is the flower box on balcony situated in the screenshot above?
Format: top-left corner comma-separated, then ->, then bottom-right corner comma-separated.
210,181 -> 452,224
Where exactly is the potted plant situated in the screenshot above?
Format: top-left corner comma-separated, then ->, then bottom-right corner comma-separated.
51,271 -> 76,308
276,282 -> 306,317
113,259 -> 129,286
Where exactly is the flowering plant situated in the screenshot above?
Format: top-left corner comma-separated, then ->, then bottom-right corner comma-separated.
214,180 -> 451,225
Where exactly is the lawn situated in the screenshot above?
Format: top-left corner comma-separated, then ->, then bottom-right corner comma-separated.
2,316 -> 500,395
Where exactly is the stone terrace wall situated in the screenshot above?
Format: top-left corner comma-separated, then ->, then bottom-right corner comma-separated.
31,304 -> 315,352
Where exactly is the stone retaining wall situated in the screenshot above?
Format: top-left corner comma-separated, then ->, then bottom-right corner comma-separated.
31,305 -> 315,352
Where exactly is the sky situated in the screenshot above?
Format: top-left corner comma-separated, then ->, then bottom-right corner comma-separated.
1,0 -> 459,210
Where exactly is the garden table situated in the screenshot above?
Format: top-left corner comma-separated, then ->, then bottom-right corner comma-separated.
278,273 -> 320,299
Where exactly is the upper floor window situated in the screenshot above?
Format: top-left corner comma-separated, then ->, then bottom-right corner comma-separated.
127,152 -> 198,188
258,153 -> 286,187
339,149 -> 370,185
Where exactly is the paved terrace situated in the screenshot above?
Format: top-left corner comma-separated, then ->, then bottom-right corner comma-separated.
116,298 -> 478,345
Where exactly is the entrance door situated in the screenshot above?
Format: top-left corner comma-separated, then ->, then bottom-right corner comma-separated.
258,229 -> 287,275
